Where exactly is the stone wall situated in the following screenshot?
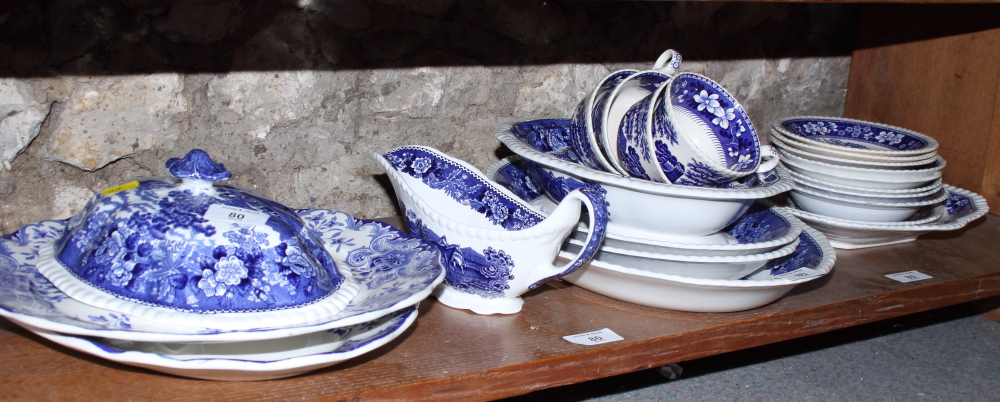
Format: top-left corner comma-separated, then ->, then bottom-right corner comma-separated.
0,0 -> 856,233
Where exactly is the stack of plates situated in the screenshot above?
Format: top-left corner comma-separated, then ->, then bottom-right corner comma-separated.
771,116 -> 988,248
490,120 -> 836,312
0,211 -> 445,381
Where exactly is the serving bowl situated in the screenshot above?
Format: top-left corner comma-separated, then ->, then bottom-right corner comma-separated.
497,119 -> 793,235
560,225 -> 836,312
781,185 -> 987,249
789,184 -> 947,222
773,116 -> 939,157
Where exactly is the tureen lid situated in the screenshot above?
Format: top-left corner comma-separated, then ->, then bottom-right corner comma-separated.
50,150 -> 349,317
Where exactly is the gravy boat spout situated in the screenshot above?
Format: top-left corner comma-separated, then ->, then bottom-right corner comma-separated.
374,146 -> 608,315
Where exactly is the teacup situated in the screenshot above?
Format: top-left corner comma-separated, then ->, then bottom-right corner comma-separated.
621,72 -> 777,187
597,70 -> 673,175
568,49 -> 682,173
375,146 -> 608,315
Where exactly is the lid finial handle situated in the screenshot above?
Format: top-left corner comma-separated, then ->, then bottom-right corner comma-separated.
165,149 -> 232,182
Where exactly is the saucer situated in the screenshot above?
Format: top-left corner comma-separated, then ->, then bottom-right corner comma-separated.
0,210 -> 445,342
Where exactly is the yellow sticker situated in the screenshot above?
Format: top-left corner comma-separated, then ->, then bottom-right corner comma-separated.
101,181 -> 139,196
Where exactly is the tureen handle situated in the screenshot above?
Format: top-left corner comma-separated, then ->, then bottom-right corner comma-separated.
165,149 -> 232,182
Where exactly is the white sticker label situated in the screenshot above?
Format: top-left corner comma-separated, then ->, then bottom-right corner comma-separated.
885,270 -> 932,283
204,204 -> 270,226
773,267 -> 823,280
563,328 -> 624,346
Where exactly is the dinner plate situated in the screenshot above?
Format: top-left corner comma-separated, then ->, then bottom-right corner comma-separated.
20,307 -> 417,381
0,210 -> 445,342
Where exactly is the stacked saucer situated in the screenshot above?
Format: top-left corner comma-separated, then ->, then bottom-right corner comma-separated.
0,150 -> 445,380
771,116 -> 988,248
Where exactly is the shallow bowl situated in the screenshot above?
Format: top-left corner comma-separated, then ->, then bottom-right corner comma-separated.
771,135 -> 938,170
788,169 -> 943,196
780,156 -> 941,191
773,116 -> 939,157
790,184 -> 947,222
769,129 -> 937,163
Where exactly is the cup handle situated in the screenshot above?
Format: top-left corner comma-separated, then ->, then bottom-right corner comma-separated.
653,49 -> 682,75
756,145 -> 780,175
526,186 -> 608,289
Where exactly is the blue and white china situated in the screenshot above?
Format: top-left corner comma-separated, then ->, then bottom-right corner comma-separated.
794,179 -> 944,203
32,150 -> 363,330
374,146 -> 608,315
569,203 -> 805,257
599,70 -> 673,174
21,307 -> 418,381
0,210 -> 444,342
780,150 -> 943,190
788,204 -> 945,227
774,116 -> 939,157
569,49 -> 682,173
487,158 -> 803,257
771,134 -> 938,170
496,119 -> 793,235
790,182 -> 947,222
562,235 -> 799,280
787,169 -> 943,197
783,185 -> 988,249
640,72 -> 775,187
770,128 -> 938,163
561,225 -> 836,312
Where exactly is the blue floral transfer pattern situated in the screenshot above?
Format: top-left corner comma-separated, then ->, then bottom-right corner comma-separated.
943,192 -> 973,224
383,147 -> 545,231
0,210 -> 444,339
669,74 -> 759,173
405,210 -> 516,299
54,150 -> 343,314
757,230 -> 823,277
493,160 -> 543,202
781,118 -> 928,151
725,204 -> 792,244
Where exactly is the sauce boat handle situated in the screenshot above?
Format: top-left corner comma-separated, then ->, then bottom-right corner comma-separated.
526,186 -> 609,289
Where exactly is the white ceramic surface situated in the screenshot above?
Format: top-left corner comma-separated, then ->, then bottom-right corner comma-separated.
773,116 -> 939,157
793,180 -> 943,203
779,150 -> 945,182
782,185 -> 988,249
561,225 -> 836,312
780,157 -> 941,190
495,121 -> 795,235
602,70 -> 672,173
787,169 -> 943,195
19,308 -> 418,381
785,204 -> 945,227
790,184 -> 947,222
769,129 -> 938,163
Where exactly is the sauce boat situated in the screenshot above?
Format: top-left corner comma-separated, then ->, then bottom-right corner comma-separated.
374,146 -> 608,315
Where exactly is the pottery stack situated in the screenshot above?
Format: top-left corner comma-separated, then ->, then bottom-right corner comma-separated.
486,50 -> 838,313
770,116 -> 988,249
0,150 -> 446,381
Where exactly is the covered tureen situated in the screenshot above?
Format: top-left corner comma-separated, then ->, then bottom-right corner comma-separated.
35,150 -> 359,330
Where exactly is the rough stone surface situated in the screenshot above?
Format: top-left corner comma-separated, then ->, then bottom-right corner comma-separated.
0,79 -> 50,170
41,74 -> 187,170
0,0 -> 857,234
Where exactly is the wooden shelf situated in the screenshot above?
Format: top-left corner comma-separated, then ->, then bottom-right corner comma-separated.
1,215 -> 998,401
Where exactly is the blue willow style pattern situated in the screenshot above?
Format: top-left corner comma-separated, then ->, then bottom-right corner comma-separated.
54,150 -> 344,313
617,94 -> 655,181
0,210 -> 443,338
668,74 -> 759,172
405,211 -> 516,299
383,147 -> 545,231
568,100 -> 608,171
591,70 -> 639,160
725,204 -> 792,244
493,162 -> 544,202
781,118 -> 928,151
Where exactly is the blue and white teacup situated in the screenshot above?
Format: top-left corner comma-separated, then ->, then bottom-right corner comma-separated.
621,72 -> 777,187
569,49 -> 682,173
